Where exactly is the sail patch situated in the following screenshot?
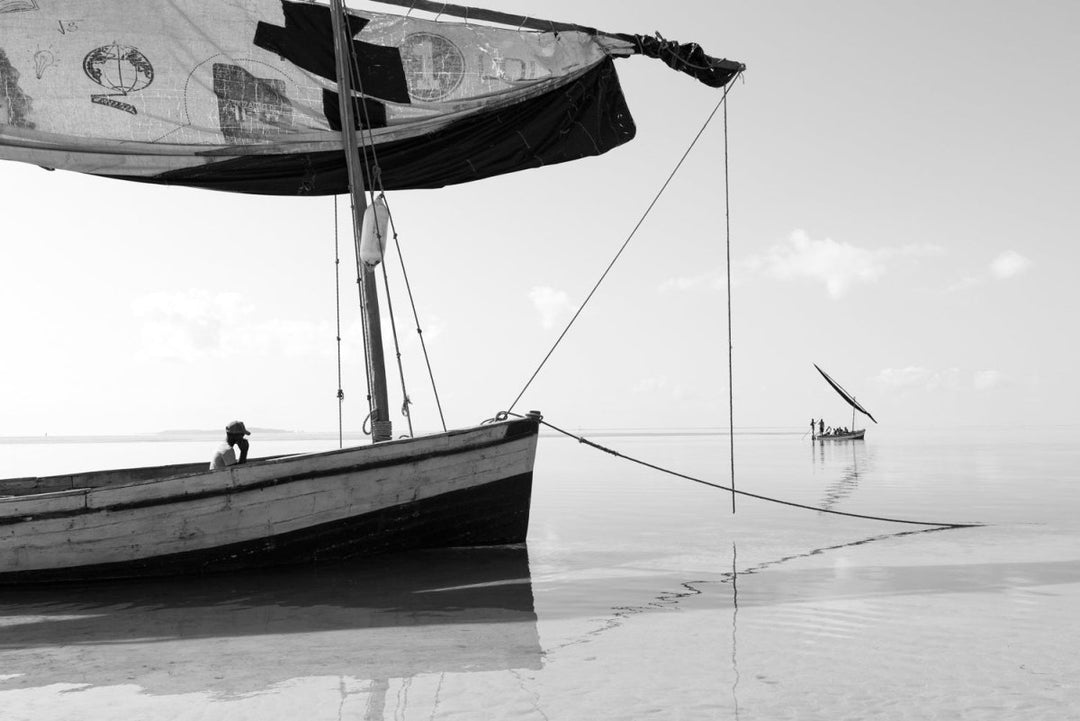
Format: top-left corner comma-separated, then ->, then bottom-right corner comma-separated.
0,0 -> 735,194
212,64 -> 295,141
83,43 -> 153,115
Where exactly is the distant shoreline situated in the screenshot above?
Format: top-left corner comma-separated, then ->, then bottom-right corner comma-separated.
0,427 -> 795,444
3,424 -> 1072,444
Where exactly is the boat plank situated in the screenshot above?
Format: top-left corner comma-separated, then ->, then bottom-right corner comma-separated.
0,488 -> 88,518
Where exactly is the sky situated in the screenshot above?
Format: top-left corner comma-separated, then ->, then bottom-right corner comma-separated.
1,0 -> 1078,436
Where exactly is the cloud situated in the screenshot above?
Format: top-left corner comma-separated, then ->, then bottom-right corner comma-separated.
529,286 -> 573,330
945,275 -> 981,292
875,366 -> 1007,392
972,369 -> 1006,390
872,369 -> 959,390
132,289 -> 367,362
631,375 -> 686,400
658,268 -> 730,293
990,251 -> 1032,279
132,289 -> 250,324
241,318 -> 345,358
946,250 -> 1033,291
132,290 -> 250,361
418,313 -> 445,342
744,230 -> 942,299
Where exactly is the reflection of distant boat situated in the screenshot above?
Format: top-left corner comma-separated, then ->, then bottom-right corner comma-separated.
812,364 -> 877,442
0,546 -> 540,697
816,439 -> 865,511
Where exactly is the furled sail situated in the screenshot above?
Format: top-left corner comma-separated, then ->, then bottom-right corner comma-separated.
814,364 -> 878,424
0,0 -> 742,195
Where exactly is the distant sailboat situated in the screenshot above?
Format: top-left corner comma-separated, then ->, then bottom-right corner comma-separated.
812,364 -> 877,441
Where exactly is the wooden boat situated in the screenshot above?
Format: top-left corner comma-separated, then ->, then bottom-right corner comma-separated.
0,417 -> 538,583
815,429 -> 865,442
812,364 -> 877,442
0,0 -> 742,582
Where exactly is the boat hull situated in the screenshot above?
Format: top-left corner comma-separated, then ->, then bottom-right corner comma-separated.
814,430 -> 865,442
0,418 -> 538,584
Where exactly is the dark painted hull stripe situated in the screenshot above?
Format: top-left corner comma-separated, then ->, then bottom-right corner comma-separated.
0,473 -> 534,584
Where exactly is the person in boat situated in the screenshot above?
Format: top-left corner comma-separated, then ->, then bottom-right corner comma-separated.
810,418 -> 816,436
210,420 -> 251,470
818,419 -> 825,436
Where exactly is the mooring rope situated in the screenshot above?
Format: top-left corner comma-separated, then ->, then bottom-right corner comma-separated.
723,81 -> 736,515
506,73 -> 743,415
500,412 -> 981,529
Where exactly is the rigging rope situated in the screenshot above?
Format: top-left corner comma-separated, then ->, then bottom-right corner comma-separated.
333,197 -> 345,448
343,12 -> 447,433
377,232 -> 415,437
383,205 -> 449,432
506,72 -> 743,414
723,94 -> 735,515
343,11 -> 385,433
505,412 -> 981,529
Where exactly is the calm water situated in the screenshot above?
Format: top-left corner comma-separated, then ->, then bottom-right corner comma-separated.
0,426 -> 1077,720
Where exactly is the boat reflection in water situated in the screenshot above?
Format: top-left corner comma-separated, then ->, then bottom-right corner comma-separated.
0,546 -> 540,701
814,437 -> 872,512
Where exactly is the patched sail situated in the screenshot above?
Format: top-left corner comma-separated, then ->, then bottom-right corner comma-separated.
0,0 -> 741,195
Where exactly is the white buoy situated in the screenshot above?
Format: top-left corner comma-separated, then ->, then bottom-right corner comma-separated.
359,195 -> 390,266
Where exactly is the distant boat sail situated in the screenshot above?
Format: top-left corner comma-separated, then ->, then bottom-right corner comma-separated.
814,364 -> 877,424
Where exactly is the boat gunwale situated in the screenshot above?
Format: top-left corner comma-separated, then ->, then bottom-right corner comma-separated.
0,418 -> 536,515
814,430 -> 866,442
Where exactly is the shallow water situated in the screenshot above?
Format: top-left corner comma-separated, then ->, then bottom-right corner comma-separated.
1,426 -> 1078,719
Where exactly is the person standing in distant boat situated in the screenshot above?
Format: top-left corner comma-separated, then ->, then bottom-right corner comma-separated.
210,420 -> 251,470
810,418 -> 816,437
818,419 -> 825,436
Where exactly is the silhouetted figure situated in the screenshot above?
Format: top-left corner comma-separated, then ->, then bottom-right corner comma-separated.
210,420 -> 251,470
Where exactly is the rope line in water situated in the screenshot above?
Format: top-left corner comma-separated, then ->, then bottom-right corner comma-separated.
511,413 -> 981,529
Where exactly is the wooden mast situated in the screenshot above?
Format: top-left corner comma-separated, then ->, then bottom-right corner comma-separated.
329,0 -> 391,442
